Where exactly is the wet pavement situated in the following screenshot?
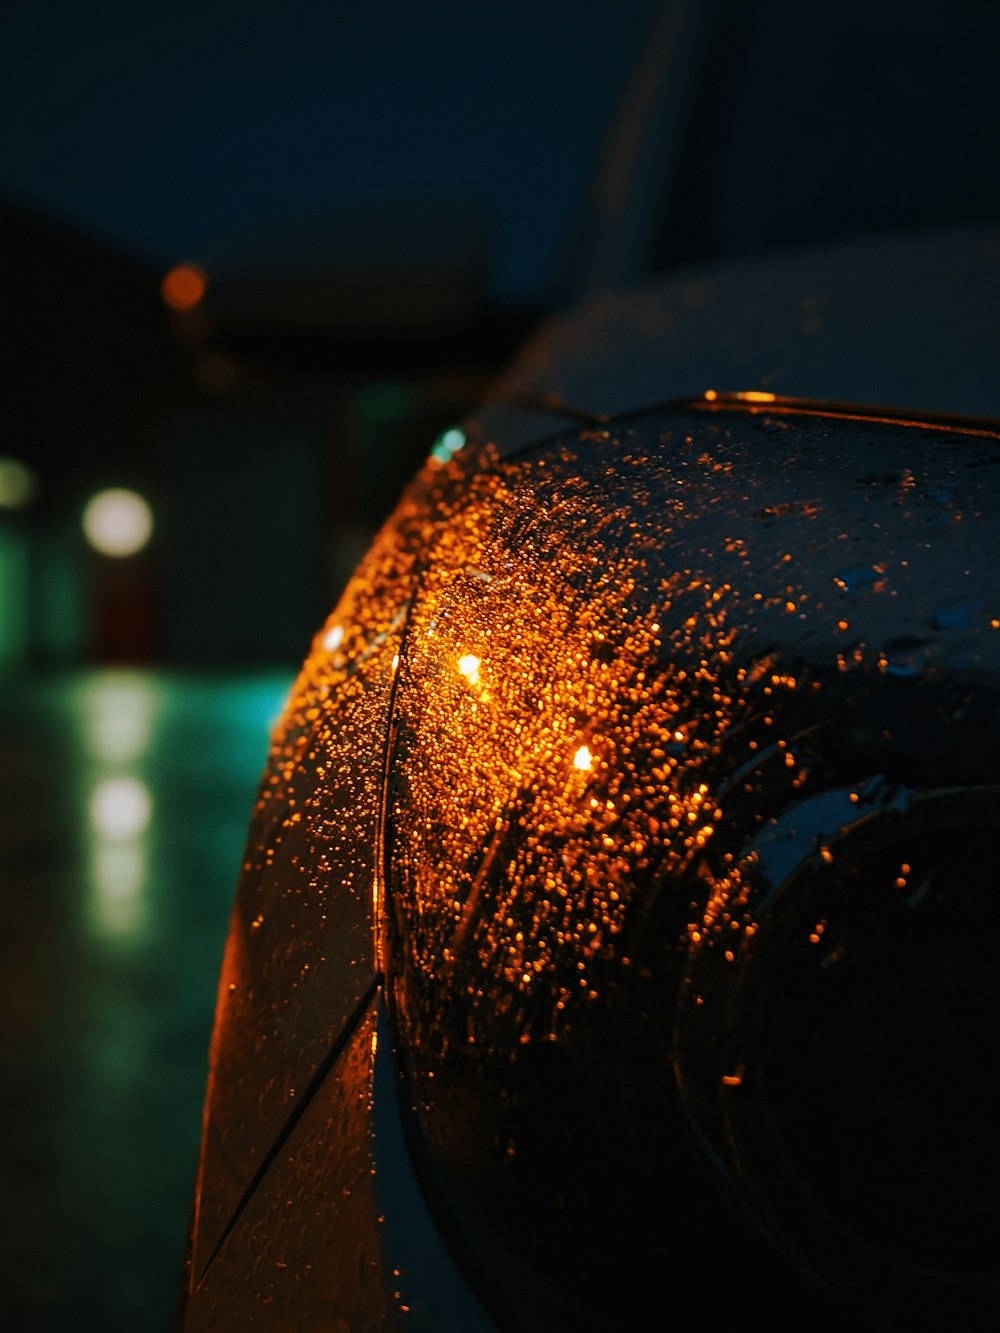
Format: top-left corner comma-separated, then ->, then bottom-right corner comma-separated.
0,667 -> 296,1332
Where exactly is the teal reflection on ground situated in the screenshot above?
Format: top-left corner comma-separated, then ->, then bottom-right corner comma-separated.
0,667 -> 294,1331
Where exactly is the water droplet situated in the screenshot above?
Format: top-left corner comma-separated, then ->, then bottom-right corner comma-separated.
833,563 -> 882,594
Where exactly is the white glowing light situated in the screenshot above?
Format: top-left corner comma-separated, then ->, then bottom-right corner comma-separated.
89,776 -> 152,840
82,489 -> 153,557
458,653 -> 481,681
573,745 -> 594,771
84,675 -> 156,763
323,623 -> 344,652
90,843 -> 146,937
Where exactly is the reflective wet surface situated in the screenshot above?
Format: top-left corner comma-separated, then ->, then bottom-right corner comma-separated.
180,399 -> 1000,1331
373,403 -> 1000,1328
0,666 -> 294,1331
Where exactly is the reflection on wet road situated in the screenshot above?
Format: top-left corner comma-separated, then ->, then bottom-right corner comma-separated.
0,668 -> 294,1332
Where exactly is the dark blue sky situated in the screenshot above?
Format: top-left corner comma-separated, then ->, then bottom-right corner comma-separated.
1,0 -> 659,302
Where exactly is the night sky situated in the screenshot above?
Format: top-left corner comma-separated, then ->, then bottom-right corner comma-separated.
1,0 -> 659,304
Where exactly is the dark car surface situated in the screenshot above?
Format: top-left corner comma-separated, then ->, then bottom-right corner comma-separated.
176,226 -> 1000,1333
177,3 -> 1000,1329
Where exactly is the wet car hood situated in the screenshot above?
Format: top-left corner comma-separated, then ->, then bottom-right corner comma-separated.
181,227 -> 1000,1331
470,226 -> 1000,453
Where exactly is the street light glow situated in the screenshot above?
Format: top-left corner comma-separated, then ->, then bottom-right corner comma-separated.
82,488 -> 154,557
161,261 -> 207,311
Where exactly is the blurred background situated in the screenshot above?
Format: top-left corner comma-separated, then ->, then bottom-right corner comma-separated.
3,0 -> 1000,1328
1,0 -> 668,681
0,2 -> 663,1328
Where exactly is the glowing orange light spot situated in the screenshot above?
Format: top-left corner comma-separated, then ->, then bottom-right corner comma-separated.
738,390 -> 777,403
573,745 -> 594,771
722,1073 -> 742,1086
161,261 -> 207,311
703,389 -> 718,402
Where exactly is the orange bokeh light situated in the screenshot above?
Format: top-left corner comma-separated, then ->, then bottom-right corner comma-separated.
161,262 -> 208,311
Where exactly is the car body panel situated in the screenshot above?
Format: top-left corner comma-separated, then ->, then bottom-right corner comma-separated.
187,483 -> 429,1279
181,377 -> 1000,1329
184,996 -> 395,1330
471,228 -> 1000,456
379,398 -> 1000,1328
